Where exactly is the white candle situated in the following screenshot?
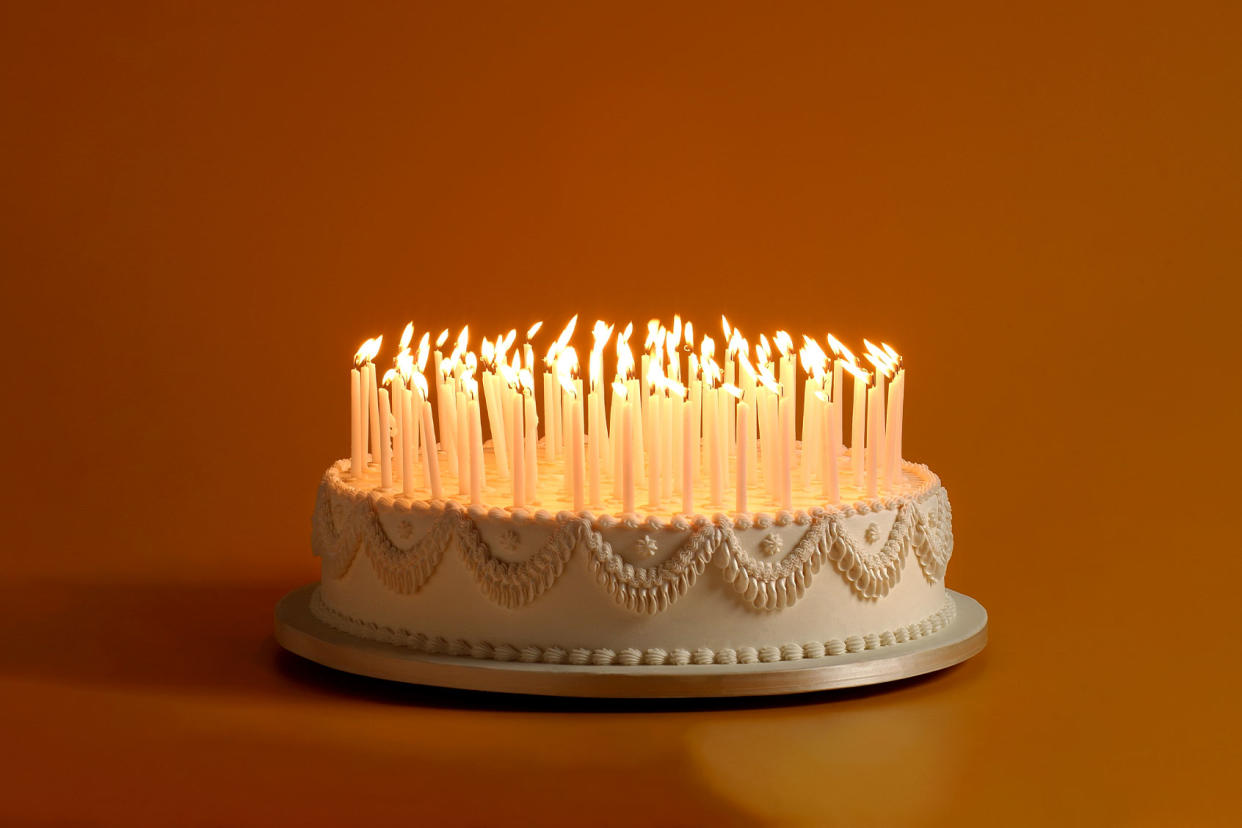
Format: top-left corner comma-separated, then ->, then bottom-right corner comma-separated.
779,394 -> 794,511
682,396 -> 694,514
571,393 -> 585,512
367,362 -> 381,465
511,393 -> 525,508
350,367 -> 363,477
886,369 -> 905,489
708,389 -> 723,508
524,389 -> 538,503
420,393 -> 442,499
482,371 -> 509,478
662,389 -> 674,499
800,378 -> 817,489
866,386 -> 879,498
360,363 -> 371,466
587,390 -> 601,509
469,394 -> 484,506
852,370 -> 866,489
823,397 -> 840,503
546,367 -> 561,459
832,358 -> 844,458
736,399 -> 750,514
622,394 -> 636,514
647,387 -> 661,510
401,385 -> 415,497
378,388 -> 392,489
456,388 -> 470,496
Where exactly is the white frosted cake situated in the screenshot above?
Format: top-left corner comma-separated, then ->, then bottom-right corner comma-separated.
310,320 -> 955,667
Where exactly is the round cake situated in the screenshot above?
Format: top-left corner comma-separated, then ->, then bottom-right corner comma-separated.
309,320 -> 955,667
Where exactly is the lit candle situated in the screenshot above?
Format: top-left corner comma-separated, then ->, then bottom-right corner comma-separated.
779,392 -> 794,511
367,357 -> 381,466
735,394 -> 750,514
617,382 -> 635,514
866,385 -> 880,498
801,376 -> 818,490
707,387 -> 722,508
418,379 -> 442,499
570,389 -> 584,512
647,375 -> 661,511
469,383 -> 484,506
681,391 -> 694,514
851,364 -> 867,489
401,379 -> 417,498
821,393 -> 840,503
511,391 -> 525,508
522,375 -> 538,503
456,385 -> 470,496
378,385 -> 393,490
350,356 -> 363,478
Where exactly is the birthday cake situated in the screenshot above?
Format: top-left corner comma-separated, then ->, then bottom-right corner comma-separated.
310,319 -> 955,666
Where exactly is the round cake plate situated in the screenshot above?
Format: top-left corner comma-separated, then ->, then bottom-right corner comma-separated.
274,584 -> 987,699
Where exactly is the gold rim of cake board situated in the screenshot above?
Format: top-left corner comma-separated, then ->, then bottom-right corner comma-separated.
273,584 -> 987,699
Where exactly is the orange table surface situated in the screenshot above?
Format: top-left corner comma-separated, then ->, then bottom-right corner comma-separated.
2,2 -> 1239,825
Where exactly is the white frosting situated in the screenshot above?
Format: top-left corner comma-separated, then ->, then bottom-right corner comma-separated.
311,456 -> 955,664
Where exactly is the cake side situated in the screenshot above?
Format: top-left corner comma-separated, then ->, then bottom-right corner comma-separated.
311,458 -> 955,665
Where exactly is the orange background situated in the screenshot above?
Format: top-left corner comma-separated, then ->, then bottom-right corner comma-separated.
2,2 -> 1239,825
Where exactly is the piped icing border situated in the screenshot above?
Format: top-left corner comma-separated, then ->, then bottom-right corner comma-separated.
313,463 -> 953,613
309,586 -> 958,666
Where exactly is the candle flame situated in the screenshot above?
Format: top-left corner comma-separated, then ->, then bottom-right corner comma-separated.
684,321 -> 694,347
526,321 -> 543,339
774,330 -> 793,356
645,319 -> 660,349
612,380 -> 628,399
381,368 -> 398,386
814,390 -> 829,403
558,346 -> 579,397
480,337 -> 495,367
722,383 -> 742,399
465,377 -> 478,399
700,334 -> 716,362
435,329 -> 449,348
399,322 -> 414,351
621,321 -> 633,341
666,378 -> 687,398
456,326 -> 469,352
671,314 -> 682,345
556,315 -> 578,350
721,315 -> 732,341
518,368 -> 533,392
413,372 -> 429,397
826,333 -> 856,366
756,362 -> 781,394
397,352 -> 415,381
416,334 -> 430,372
863,340 -> 896,378
498,329 -> 516,357
615,338 -> 635,381
841,359 -> 871,384
882,341 -> 903,368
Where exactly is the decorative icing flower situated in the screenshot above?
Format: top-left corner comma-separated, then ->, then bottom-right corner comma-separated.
865,523 -> 880,545
760,532 -> 783,557
636,535 -> 659,558
500,528 -> 521,552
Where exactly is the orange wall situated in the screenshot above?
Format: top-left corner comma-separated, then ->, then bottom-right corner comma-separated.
4,3 -> 1237,593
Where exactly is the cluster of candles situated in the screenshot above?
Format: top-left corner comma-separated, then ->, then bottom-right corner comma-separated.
347,316 -> 907,516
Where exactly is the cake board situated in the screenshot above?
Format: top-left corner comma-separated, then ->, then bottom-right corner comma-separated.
273,584 -> 987,698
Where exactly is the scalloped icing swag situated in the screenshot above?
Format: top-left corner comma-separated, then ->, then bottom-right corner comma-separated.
312,468 -> 953,614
